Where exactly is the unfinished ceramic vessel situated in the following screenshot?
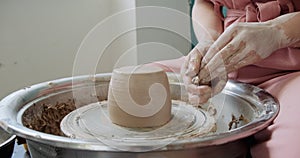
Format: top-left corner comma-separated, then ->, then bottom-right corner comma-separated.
108,65 -> 172,128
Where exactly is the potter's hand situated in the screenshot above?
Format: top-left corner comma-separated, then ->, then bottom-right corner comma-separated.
188,20 -> 290,105
181,42 -> 214,105
199,21 -> 290,85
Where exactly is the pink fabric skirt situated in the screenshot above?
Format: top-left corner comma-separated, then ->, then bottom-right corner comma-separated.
250,71 -> 300,158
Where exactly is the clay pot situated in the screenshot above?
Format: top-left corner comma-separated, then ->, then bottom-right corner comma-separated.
108,65 -> 172,128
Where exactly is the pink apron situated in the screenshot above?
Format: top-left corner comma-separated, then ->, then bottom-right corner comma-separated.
208,0 -> 300,157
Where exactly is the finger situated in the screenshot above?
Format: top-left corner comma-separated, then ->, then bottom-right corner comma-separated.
180,57 -> 189,80
188,93 -> 211,105
229,50 -> 262,71
187,84 -> 211,95
210,75 -> 228,95
187,85 -> 212,105
186,48 -> 202,76
184,56 -> 190,69
199,57 -> 226,84
181,56 -> 193,87
199,37 -> 237,82
180,56 -> 190,81
201,29 -> 237,68
199,40 -> 242,83
223,41 -> 246,72
182,75 -> 192,86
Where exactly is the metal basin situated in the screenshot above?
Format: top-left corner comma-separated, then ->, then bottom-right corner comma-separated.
0,126 -> 16,158
0,73 -> 279,158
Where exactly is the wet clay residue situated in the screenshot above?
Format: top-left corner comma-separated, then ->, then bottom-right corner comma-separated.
22,99 -> 76,136
228,114 -> 248,130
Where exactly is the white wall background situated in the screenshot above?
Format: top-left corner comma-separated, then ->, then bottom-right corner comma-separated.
0,0 -> 191,99
136,0 -> 191,64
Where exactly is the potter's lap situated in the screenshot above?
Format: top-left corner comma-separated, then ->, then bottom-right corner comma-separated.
251,71 -> 300,158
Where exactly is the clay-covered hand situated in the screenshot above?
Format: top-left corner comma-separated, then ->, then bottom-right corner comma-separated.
198,21 -> 291,84
181,41 -> 214,105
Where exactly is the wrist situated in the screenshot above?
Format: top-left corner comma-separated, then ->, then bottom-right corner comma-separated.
267,13 -> 300,48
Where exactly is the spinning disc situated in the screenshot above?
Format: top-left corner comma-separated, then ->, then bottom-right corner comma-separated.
60,100 -> 216,151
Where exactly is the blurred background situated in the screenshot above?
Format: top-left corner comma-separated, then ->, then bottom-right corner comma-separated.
0,0 -> 193,99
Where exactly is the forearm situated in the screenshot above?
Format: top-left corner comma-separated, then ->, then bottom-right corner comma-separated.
270,12 -> 300,47
147,1 -> 224,73
192,0 -> 223,44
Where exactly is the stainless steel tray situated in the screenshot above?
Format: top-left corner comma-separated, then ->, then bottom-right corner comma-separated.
0,127 -> 16,158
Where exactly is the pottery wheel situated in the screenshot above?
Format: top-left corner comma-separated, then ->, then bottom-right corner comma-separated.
60,100 -> 216,150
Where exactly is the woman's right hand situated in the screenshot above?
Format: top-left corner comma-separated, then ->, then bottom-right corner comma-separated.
182,0 -> 224,106
181,42 -> 213,105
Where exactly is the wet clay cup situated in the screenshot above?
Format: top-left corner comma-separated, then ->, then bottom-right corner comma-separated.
108,65 -> 172,128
